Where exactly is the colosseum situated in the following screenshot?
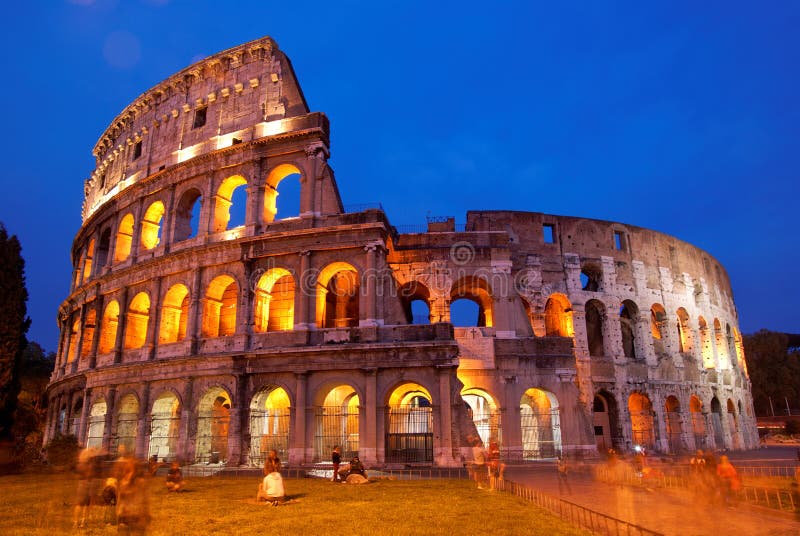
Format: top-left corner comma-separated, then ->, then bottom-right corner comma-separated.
43,36 -> 758,468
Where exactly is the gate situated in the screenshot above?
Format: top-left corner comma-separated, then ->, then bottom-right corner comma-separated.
148,411 -> 180,461
314,405 -> 359,462
711,413 -> 724,449
86,415 -> 105,449
691,413 -> 708,450
520,408 -> 561,459
385,405 -> 433,463
665,411 -> 682,453
249,408 -> 291,466
195,410 -> 230,463
115,412 -> 138,454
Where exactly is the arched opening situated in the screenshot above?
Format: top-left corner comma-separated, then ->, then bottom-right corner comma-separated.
264,164 -> 302,223
593,391 -> 619,453
96,228 -> 111,268
99,300 -> 120,354
196,387 -> 232,463
733,328 -> 747,375
79,309 -> 97,360
316,263 -> 359,329
114,213 -> 135,263
726,324 -> 737,369
115,394 -> 139,456
619,300 -> 638,359
159,284 -> 190,344
386,383 -> 433,463
699,317 -> 714,368
314,385 -> 359,462
139,200 -> 165,251
148,392 -> 180,462
713,319 -> 727,367
676,308 -> 692,354
66,318 -> 79,364
174,188 -> 202,242
580,262 -> 602,292
650,304 -> 666,340
544,294 -> 573,337
254,268 -> 295,332
462,388 -> 501,449
203,275 -> 238,338
70,398 -> 83,437
86,399 -> 107,449
450,277 -> 493,327
520,388 -> 561,459
123,292 -> 150,349
628,392 -> 655,450
249,386 -> 291,466
399,281 -> 432,325
585,299 -> 605,357
690,395 -> 707,450
727,398 -> 740,449
82,239 -> 95,281
710,397 -> 724,448
664,395 -> 682,453
212,175 -> 247,233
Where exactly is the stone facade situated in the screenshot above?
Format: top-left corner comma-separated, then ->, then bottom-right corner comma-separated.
44,36 -> 758,468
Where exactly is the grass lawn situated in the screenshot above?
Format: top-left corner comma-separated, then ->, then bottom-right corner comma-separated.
0,472 -> 589,535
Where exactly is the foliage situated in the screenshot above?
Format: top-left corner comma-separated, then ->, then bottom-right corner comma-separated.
0,223 -> 31,441
784,420 -> 800,435
12,341 -> 55,464
44,435 -> 80,468
744,330 -> 800,416
0,474 -> 589,535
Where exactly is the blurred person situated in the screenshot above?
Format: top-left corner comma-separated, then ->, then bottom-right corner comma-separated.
257,450 -> 285,505
716,455 -> 741,507
73,447 -> 100,529
101,477 -> 118,526
331,445 -> 342,482
147,455 -> 160,476
557,455 -> 572,495
165,461 -> 185,492
487,441 -> 505,490
116,457 -> 151,534
471,438 -> 487,490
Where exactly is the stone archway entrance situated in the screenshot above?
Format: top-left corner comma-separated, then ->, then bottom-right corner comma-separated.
249,386 -> 291,466
462,388 -> 502,448
314,385 -> 359,462
593,391 -> 619,453
628,392 -> 655,450
520,388 -> 561,459
386,383 -> 433,464
196,387 -> 231,463
148,392 -> 180,462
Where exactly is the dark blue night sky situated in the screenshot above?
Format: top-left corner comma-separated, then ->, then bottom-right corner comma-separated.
1,1 -> 798,352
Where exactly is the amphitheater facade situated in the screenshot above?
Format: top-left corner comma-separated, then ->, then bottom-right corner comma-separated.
43,36 -> 758,468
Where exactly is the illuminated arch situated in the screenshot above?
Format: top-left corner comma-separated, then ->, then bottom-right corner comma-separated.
690,395 -> 707,450
450,276 -> 493,327
650,303 -> 666,340
196,387 -> 232,463
79,308 -> 96,360
544,293 -> 573,337
520,388 -> 561,459
159,284 -> 190,343
114,213 -> 135,262
664,395 -> 682,453
316,262 -> 359,328
733,328 -> 748,375
99,300 -> 120,354
140,200 -> 165,251
212,175 -> 247,233
628,392 -> 655,450
249,386 -> 291,465
584,299 -> 606,357
676,308 -> 692,353
462,387 -> 501,448
148,391 -> 181,462
66,317 -> 79,364
619,300 -> 638,359
115,394 -> 139,455
82,238 -> 95,281
86,398 -> 107,449
713,318 -> 728,366
203,275 -> 238,337
254,268 -> 295,332
123,292 -> 150,349
314,384 -> 360,461
264,163 -> 303,223
698,316 -> 714,368
386,382 -> 433,463
399,280 -> 432,325
173,188 -> 202,242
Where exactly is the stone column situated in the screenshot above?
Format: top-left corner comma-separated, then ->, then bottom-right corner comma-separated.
187,269 -> 203,354
435,366 -> 457,466
290,372 -> 308,465
161,184 -> 176,253
179,379 -> 195,463
226,373 -> 248,466
635,312 -> 657,366
102,387 -> 117,453
146,277 -> 162,360
135,382 -> 151,457
113,288 -> 129,364
55,317 -> 69,378
88,294 -> 104,369
294,251 -> 312,330
362,368 -> 378,465
78,388 -> 92,446
360,244 -> 379,327
603,302 -> 624,363
301,144 -> 323,217
129,199 -> 144,261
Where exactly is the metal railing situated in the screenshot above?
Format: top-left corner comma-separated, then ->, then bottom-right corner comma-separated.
497,478 -> 663,536
741,485 -> 797,512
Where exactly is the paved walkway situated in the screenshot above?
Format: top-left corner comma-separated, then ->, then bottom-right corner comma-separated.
506,464 -> 799,536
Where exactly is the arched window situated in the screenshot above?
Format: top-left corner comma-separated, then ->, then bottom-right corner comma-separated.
264,163 -> 302,223
584,299 -> 605,357
254,269 -> 295,332
212,176 -> 247,233
664,395 -> 682,453
713,319 -> 727,365
114,213 -> 135,262
82,239 -> 95,281
316,263 -> 359,329
450,277 -> 493,327
174,188 -> 202,242
159,284 -> 190,343
96,228 -> 111,268
124,292 -> 150,349
650,304 -> 666,340
99,300 -> 120,354
580,262 -> 602,292
619,301 -> 638,359
66,317 -> 79,364
80,309 -> 97,359
520,388 -> 561,459
544,294 -> 573,337
386,383 -> 434,463
698,317 -> 714,368
203,275 -> 238,337
399,281 -> 432,325
140,201 -> 165,251
726,324 -> 737,368
676,308 -> 692,353
628,392 -> 655,449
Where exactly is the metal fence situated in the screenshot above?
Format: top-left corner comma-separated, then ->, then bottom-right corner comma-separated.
741,485 -> 797,512
497,479 -> 663,536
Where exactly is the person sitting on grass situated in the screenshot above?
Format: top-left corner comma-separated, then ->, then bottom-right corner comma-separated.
257,450 -> 286,505
340,455 -> 369,484
165,461 -> 185,492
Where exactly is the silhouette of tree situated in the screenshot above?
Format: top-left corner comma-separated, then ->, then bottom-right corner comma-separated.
744,330 -> 800,416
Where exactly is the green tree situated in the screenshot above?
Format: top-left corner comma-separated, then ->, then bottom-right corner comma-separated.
13,341 -> 54,463
0,223 -> 31,441
744,330 -> 800,416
